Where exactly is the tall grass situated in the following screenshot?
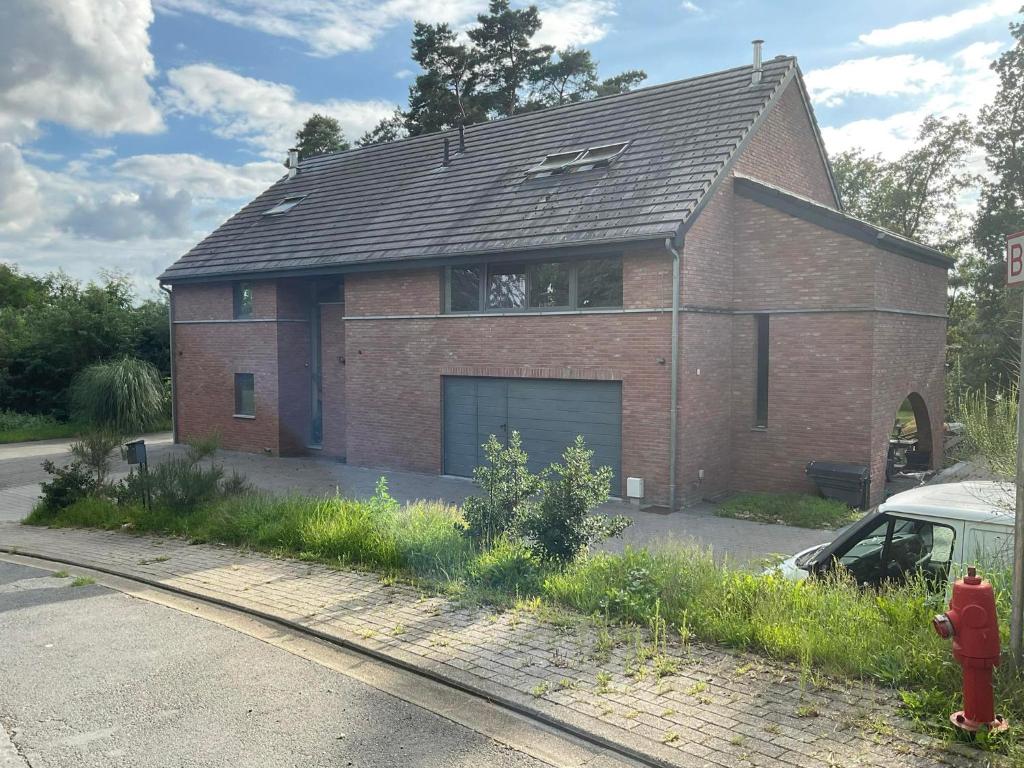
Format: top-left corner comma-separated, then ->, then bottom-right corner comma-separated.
957,386 -> 1017,479
71,357 -> 166,435
0,410 -> 80,443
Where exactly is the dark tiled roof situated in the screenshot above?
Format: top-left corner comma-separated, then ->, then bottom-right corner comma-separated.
733,175 -> 953,268
161,58 -> 798,282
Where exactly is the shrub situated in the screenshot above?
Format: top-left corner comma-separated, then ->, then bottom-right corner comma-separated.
145,456 -> 224,513
31,460 -> 100,518
462,432 -> 541,546
70,357 -> 165,435
69,430 -> 122,483
0,410 -> 60,432
469,536 -> 545,594
521,436 -> 630,562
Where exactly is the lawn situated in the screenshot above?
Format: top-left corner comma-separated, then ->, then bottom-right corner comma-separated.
715,492 -> 862,529
0,411 -> 83,444
24,488 -> 1024,754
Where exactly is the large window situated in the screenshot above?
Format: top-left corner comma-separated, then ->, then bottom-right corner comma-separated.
445,257 -> 622,313
234,373 -> 255,417
754,314 -> 769,427
233,282 -> 253,319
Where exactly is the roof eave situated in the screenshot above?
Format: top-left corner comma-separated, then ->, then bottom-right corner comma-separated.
733,174 -> 953,268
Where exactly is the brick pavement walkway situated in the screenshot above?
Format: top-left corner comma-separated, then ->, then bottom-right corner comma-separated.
0,523 -> 984,768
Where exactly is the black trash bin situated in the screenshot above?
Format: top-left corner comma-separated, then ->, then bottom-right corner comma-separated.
805,461 -> 870,510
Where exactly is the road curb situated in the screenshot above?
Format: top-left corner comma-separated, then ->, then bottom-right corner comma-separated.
0,543 -> 680,768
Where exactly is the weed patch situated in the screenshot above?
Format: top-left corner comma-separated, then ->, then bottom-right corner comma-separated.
715,493 -> 860,529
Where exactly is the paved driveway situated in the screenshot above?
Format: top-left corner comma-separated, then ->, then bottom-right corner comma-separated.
0,436 -> 828,564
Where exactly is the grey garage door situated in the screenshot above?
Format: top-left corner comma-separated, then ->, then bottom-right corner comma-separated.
443,377 -> 622,493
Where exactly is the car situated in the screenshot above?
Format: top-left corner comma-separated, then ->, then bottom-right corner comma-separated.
776,481 -> 1015,588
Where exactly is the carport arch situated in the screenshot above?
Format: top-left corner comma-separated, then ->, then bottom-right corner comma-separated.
888,392 -> 934,477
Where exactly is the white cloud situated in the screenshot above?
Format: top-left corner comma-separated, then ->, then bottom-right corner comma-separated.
818,43 -> 1003,159
114,153 -> 283,198
0,144 -> 42,233
804,55 -> 952,108
0,0 -> 162,142
163,64 -> 396,158
64,187 -> 193,241
156,0 -> 483,56
858,0 -> 1019,47
680,1 -> 702,13
394,68 -> 414,79
534,1 -> 617,47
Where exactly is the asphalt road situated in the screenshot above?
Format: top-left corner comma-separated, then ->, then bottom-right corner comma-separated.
0,560 -> 557,768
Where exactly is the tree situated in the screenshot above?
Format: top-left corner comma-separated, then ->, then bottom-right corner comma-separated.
529,47 -> 598,107
953,12 -> 1024,392
294,113 -> 349,159
594,70 -> 648,97
357,109 -> 407,147
405,22 -> 488,135
468,0 -> 553,117
831,115 -> 976,249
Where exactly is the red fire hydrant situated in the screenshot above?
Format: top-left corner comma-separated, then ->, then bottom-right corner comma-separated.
932,566 -> 1008,733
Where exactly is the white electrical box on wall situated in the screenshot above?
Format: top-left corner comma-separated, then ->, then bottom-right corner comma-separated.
626,477 -> 645,499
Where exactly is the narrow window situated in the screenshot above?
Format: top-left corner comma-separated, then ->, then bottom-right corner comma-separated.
527,262 -> 570,308
487,264 -> 526,309
233,282 -> 253,319
754,315 -> 769,427
235,373 -> 255,417
577,257 -> 623,308
448,266 -> 482,312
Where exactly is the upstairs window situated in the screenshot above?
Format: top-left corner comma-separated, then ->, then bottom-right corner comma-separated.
754,314 -> 769,427
233,282 -> 253,319
445,256 -> 622,313
525,142 -> 628,178
263,195 -> 306,215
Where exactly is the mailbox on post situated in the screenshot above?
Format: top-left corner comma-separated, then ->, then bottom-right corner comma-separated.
125,439 -> 147,466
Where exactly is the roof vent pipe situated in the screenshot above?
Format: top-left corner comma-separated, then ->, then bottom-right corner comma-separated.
443,137 -> 451,167
287,148 -> 299,179
458,124 -> 466,153
751,39 -> 764,85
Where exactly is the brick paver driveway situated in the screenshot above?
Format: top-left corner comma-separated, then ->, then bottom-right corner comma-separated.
0,437 -> 829,562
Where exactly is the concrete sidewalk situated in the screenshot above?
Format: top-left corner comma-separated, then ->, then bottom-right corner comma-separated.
0,523 -> 976,768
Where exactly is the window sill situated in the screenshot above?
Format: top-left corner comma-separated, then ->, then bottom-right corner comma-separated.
233,414 -> 256,420
750,425 -> 767,432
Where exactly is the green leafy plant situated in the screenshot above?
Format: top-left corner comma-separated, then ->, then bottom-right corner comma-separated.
462,431 -> 541,546
33,460 -> 100,515
69,430 -> 122,484
468,535 -> 545,593
521,435 -> 629,562
70,357 -> 165,435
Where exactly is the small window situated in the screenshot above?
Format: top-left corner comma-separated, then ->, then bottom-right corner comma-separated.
754,315 -> 769,427
487,264 -> 526,309
449,266 -> 482,312
263,195 -> 306,215
233,282 -> 253,319
526,150 -> 584,177
577,257 -> 623,308
234,373 -> 255,417
528,262 -> 570,308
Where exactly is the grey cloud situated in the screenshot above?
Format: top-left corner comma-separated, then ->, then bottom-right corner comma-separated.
63,187 -> 193,241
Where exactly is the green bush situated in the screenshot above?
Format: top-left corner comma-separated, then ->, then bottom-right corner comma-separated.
70,357 -> 166,435
469,536 -> 545,594
0,410 -> 59,431
30,460 -> 100,519
521,435 -> 629,562
69,430 -> 122,483
462,432 -> 541,546
715,492 -> 860,529
0,410 -> 80,443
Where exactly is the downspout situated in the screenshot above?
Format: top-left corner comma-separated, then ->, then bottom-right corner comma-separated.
664,238 -> 681,512
159,283 -> 177,443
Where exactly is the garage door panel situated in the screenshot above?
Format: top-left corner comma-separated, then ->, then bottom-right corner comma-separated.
444,377 -> 621,493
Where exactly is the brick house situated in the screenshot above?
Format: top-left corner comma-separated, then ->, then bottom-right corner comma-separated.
160,50 -> 950,510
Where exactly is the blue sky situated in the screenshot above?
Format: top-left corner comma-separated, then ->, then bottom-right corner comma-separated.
0,0 -> 1018,295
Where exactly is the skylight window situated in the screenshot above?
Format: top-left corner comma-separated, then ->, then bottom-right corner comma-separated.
263,195 -> 306,216
525,142 -> 628,178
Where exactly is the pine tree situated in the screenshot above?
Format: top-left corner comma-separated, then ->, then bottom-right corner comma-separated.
357,110 -> 407,147
405,22 -> 487,135
529,48 -> 598,107
294,114 -> 349,159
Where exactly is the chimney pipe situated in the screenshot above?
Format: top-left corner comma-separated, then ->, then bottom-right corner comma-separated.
751,39 -> 764,85
443,137 -> 450,167
287,147 -> 299,179
458,124 -> 466,154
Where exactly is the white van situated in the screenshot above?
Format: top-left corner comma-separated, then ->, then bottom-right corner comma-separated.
778,481 -> 1015,587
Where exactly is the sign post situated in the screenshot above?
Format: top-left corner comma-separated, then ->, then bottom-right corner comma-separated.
1007,230 -> 1024,666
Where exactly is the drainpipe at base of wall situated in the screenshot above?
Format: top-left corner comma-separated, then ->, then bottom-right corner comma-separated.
159,283 -> 177,444
664,238 -> 681,512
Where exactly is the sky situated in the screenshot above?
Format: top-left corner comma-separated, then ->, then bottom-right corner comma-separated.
0,0 -> 1019,297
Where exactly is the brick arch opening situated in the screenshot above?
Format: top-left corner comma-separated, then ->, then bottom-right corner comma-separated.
888,392 -> 933,479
